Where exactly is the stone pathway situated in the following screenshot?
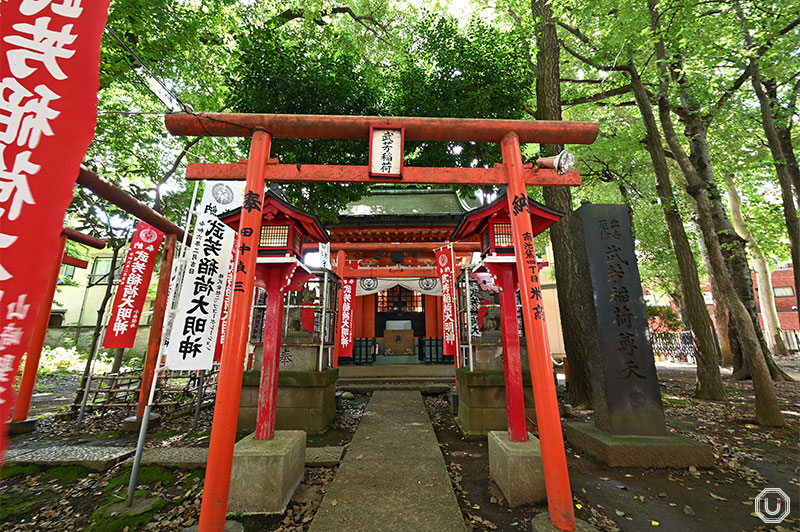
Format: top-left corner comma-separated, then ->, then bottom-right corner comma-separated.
308,390 -> 466,532
4,446 -> 133,470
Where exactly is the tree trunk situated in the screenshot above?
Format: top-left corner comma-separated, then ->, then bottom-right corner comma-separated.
776,125 -> 800,327
533,0 -> 592,407
111,348 -> 125,374
693,220 -> 729,364
74,245 -> 122,405
649,0 -> 783,426
723,173 -> 790,357
679,115 -> 790,380
732,0 -> 799,354
626,67 -> 725,399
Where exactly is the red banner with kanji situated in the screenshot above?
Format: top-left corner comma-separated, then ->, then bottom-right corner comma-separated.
435,246 -> 460,359
0,0 -> 110,461
336,278 -> 356,358
103,221 -> 164,348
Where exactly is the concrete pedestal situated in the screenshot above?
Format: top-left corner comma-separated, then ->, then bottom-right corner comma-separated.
239,368 -> 338,434
182,520 -> 243,532
121,412 -> 161,432
565,422 -> 714,468
8,418 -> 37,434
488,431 -> 545,508
228,430 -> 305,515
456,369 -> 535,439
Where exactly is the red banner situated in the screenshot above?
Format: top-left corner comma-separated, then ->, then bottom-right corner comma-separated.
336,278 -> 356,358
0,0 -> 110,461
435,246 -> 460,359
103,221 -> 164,348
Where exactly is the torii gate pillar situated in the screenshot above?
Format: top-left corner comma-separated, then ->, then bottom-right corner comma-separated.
199,130 -> 271,530
503,132 -> 576,530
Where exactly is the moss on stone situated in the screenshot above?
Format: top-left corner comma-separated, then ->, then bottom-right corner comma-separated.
104,464 -> 174,492
0,463 -> 41,479
41,465 -> 91,484
0,492 -> 42,520
86,492 -> 169,532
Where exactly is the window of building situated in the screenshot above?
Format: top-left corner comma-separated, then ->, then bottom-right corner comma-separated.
293,227 -> 302,255
493,223 -> 513,247
58,264 -> 76,284
774,286 -> 795,297
89,257 -> 122,284
377,285 -> 423,312
260,225 -> 289,247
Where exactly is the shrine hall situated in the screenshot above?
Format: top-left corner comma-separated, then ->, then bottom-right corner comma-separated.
233,185 -> 565,435
243,187 -> 564,368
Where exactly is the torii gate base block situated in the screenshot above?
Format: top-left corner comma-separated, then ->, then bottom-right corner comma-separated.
227,430 -> 305,515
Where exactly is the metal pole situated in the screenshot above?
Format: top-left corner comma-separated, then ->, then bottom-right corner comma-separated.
502,132 -> 576,531
77,290 -> 116,427
318,271 -> 329,372
463,266 -> 474,372
127,364 -> 163,506
136,234 -> 177,418
192,370 -> 206,432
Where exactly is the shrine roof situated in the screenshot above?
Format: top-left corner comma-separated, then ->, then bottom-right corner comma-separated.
331,187 -> 480,228
218,188 -> 329,243
451,193 -> 563,241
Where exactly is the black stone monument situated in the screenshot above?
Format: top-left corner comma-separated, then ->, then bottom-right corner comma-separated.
565,204 -> 713,468
571,204 -> 666,436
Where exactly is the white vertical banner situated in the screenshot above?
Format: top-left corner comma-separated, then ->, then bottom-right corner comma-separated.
319,242 -> 331,270
164,214 -> 234,370
200,181 -> 244,215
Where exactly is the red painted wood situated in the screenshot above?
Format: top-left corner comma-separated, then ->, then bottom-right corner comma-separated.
62,227 -> 106,249
199,131 -> 271,532
186,162 -> 580,187
77,168 -> 190,244
363,294 -> 376,338
333,251 -> 346,368
256,269 -> 288,440
343,267 -> 438,278
165,112 -> 599,145
424,295 -> 438,341
62,255 -> 89,269
136,233 -> 176,418
354,295 -> 364,338
502,132 -> 576,531
12,234 -> 67,422
489,262 -> 528,442
305,241 -> 481,252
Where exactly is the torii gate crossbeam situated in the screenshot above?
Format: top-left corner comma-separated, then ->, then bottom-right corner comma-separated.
167,112 -> 599,532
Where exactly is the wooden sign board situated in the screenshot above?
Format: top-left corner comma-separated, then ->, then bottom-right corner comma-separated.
369,125 -> 404,178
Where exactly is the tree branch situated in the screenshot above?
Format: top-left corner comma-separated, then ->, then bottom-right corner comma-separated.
522,99 -> 537,118
564,84 -> 633,106
712,15 -> 800,115
272,6 -> 389,39
560,38 -> 631,73
506,6 -> 537,75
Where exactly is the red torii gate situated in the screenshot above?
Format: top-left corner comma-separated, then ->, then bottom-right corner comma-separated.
165,112 -> 599,532
11,228 -> 106,430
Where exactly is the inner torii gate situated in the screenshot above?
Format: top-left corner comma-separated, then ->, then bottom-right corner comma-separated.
165,112 -> 599,532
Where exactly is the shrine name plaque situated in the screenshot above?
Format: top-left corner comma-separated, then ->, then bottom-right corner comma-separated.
571,204 -> 667,436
